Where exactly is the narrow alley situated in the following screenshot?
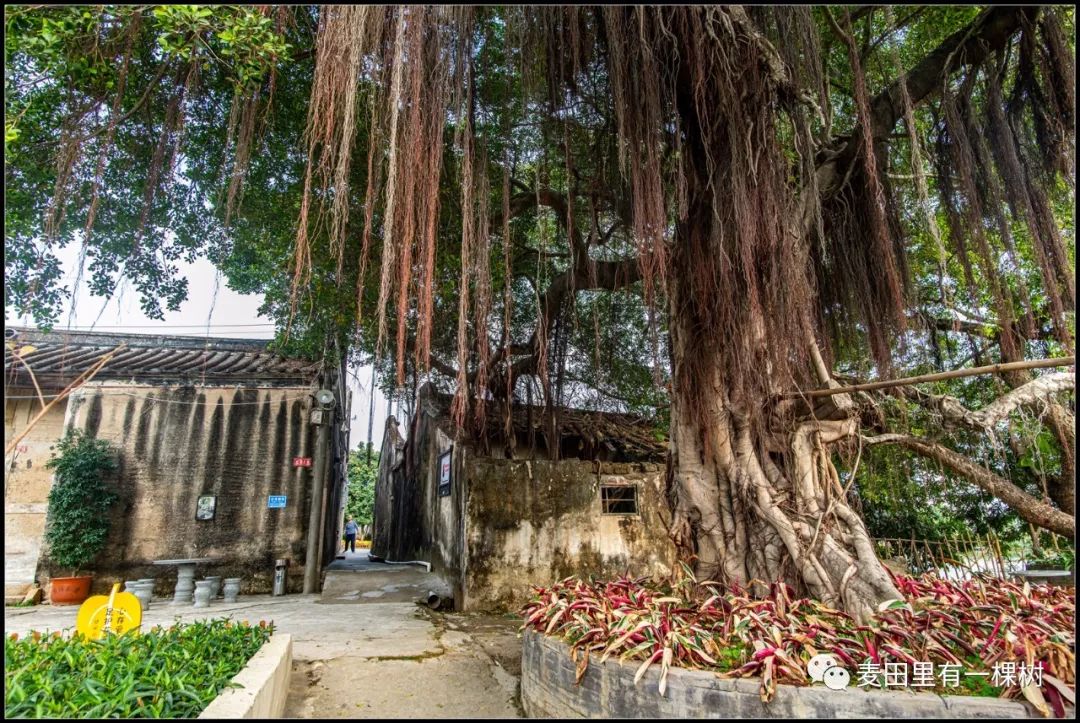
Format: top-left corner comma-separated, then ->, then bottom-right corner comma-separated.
285,550 -> 523,717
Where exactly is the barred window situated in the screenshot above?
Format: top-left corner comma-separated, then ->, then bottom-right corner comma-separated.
601,484 -> 638,515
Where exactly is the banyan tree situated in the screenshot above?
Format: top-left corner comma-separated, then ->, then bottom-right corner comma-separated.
4,5 -> 1075,621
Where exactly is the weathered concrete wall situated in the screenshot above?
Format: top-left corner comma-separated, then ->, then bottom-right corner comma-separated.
4,394 -> 70,597
521,628 -> 1054,718
372,388 -> 676,612
371,408 -> 466,602
35,383 -> 316,594
371,417 -> 403,562
464,459 -> 675,612
429,421 -> 466,601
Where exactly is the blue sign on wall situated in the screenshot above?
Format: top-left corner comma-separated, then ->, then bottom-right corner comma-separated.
268,495 -> 287,509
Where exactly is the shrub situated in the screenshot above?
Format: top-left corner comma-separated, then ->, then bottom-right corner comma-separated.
43,430 -> 119,576
4,619 -> 273,718
1030,548 -> 1075,572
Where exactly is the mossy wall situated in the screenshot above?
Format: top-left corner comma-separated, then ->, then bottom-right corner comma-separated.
463,458 -> 676,611
372,397 -> 677,612
36,383 -> 317,595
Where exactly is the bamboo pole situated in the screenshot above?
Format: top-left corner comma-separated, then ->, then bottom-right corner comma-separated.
990,531 -> 1007,579
923,539 -> 938,575
5,345 -> 124,456
958,529 -> 974,575
945,536 -> 963,578
7,350 -> 46,410
786,356 -> 1074,399
966,529 -> 985,576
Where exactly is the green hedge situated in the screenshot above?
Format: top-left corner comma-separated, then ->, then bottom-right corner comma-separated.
4,619 -> 273,718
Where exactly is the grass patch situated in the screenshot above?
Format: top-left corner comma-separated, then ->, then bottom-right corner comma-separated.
5,619 -> 273,718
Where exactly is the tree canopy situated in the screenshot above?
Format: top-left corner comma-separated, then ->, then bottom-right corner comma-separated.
345,443 -> 379,531
5,5 -> 1074,618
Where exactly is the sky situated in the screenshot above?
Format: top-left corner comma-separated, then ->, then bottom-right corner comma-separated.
6,241 -> 391,451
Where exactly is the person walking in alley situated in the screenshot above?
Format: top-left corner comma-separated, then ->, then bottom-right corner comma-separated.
344,517 -> 359,554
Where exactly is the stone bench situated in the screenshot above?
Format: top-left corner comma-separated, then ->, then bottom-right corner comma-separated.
151,558 -> 216,604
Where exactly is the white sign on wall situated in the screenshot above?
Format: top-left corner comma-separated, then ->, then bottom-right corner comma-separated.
438,448 -> 452,497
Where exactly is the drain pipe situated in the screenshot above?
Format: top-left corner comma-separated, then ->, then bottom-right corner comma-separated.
426,590 -> 453,610
379,559 -> 432,573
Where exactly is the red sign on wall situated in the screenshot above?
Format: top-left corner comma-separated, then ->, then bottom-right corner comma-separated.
292,457 -> 312,468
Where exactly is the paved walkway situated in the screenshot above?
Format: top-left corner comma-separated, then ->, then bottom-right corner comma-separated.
325,546 -> 379,571
4,557 -> 523,718
320,549 -> 442,604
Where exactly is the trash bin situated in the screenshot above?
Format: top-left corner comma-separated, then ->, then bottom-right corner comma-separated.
273,558 -> 288,596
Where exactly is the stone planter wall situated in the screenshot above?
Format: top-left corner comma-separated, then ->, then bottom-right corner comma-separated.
521,628 -> 1057,719
199,633 -> 292,719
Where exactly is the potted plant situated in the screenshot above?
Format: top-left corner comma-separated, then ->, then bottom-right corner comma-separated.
42,429 -> 119,604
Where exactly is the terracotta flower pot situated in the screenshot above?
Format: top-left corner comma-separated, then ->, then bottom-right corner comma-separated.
49,575 -> 93,605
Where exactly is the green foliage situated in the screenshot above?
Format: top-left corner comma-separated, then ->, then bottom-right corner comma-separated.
3,6 -> 1074,553
345,444 -> 379,528
3,4 -> 297,328
1029,547 -> 1075,572
854,442 -> 1021,543
149,5 -> 290,89
43,430 -> 119,575
4,619 -> 272,718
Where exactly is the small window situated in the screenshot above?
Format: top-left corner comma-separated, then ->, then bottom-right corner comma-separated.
601,484 -> 638,515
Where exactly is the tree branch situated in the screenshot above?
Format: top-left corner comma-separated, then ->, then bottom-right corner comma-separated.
502,256 -> 643,387
917,312 -> 1056,343
868,7 -> 1035,141
863,433 -> 1075,537
900,371 -> 1074,431
815,6 -> 1036,199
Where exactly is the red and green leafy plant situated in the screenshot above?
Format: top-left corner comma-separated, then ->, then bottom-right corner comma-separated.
520,567 -> 1075,717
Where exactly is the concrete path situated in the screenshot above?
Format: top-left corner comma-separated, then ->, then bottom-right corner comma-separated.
320,549 -> 442,604
4,562 -> 524,718
283,551 -> 522,717
325,547 -> 379,571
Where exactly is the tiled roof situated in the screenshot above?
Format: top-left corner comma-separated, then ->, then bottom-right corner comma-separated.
422,386 -> 668,462
4,327 -> 319,387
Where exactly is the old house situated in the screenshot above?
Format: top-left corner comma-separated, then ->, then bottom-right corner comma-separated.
3,326 -> 349,599
372,383 -> 676,611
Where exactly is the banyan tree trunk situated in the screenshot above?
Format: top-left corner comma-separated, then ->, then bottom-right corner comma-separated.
665,214 -> 901,626
657,11 -> 903,622
666,312 -> 901,622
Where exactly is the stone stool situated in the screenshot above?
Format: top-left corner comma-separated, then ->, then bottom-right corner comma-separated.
131,581 -> 153,611
204,576 -> 222,600
173,566 -> 197,605
192,580 -> 214,608
222,578 -> 242,603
